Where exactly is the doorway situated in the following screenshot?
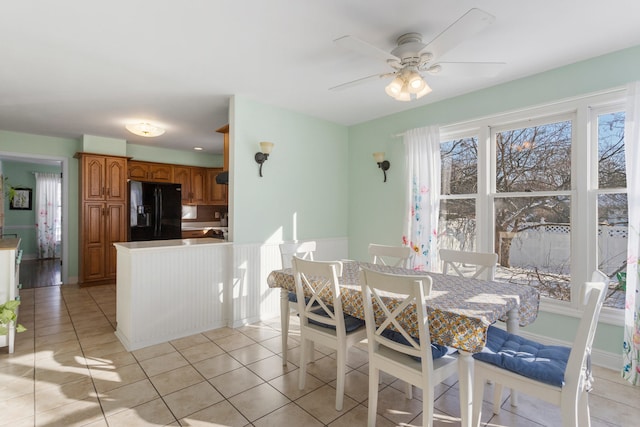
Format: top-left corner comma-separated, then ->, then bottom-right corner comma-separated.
0,152 -> 69,287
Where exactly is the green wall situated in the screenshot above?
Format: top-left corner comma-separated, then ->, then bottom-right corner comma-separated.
2,160 -> 62,258
231,96 -> 349,244
346,44 -> 640,356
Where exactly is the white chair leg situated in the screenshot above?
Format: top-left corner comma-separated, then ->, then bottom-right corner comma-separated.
280,289 -> 290,366
298,338 -> 307,390
576,390 -> 591,427
471,374 -> 484,427
422,385 -> 435,427
493,383 -> 504,414
405,381 -> 413,399
368,367 -> 379,427
335,346 -> 346,411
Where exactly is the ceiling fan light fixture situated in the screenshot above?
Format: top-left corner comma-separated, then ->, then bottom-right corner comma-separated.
394,85 -> 412,102
415,81 -> 433,99
407,71 -> 426,93
385,75 -> 404,97
125,122 -> 165,138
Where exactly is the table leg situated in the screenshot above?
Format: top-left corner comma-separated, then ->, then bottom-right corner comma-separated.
506,307 -> 519,407
280,288 -> 290,366
458,350 -> 473,427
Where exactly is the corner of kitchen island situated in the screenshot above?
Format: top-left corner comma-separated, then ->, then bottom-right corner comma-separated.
113,238 -> 232,351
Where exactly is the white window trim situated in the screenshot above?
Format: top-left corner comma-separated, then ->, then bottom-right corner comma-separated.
439,86 -> 628,325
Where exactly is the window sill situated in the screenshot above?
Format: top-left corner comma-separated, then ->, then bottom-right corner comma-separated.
540,297 -> 624,326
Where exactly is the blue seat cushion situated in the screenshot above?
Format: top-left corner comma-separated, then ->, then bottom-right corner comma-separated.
287,291 -> 298,303
473,325 -> 571,387
307,307 -> 365,333
380,329 -> 449,360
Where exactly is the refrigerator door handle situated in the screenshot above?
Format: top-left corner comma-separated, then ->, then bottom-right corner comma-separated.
154,187 -> 160,236
158,187 -> 163,235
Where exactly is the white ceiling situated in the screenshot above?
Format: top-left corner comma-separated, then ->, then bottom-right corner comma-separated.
1,1 -> 639,154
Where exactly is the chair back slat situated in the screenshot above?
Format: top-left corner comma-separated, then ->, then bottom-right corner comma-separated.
439,248 -> 498,281
360,268 -> 434,367
292,257 -> 345,333
280,241 -> 316,269
368,244 -> 412,268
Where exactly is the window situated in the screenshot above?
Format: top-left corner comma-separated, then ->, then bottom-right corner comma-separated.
439,136 -> 478,251
595,109 -> 627,306
438,91 -> 628,310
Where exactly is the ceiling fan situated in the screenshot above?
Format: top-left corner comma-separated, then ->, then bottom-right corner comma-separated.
330,8 -> 505,101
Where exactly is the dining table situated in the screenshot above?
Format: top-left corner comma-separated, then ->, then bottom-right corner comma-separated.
266,260 -> 540,427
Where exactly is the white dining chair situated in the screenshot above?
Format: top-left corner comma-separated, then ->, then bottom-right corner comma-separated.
292,256 -> 367,411
439,248 -> 498,281
368,243 -> 412,268
359,268 -> 458,427
471,278 -> 607,427
278,241 -> 317,365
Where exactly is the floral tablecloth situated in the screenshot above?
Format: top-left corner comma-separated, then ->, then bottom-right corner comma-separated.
267,261 -> 540,353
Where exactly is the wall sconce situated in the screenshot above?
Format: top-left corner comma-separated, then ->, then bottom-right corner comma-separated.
373,152 -> 390,182
255,141 -> 274,177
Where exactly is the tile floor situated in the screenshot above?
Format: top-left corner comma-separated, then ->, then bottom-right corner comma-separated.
1,284 -> 639,426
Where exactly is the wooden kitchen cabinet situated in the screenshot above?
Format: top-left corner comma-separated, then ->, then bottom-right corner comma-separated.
174,166 -> 206,205
76,153 -> 128,286
128,161 -> 173,182
206,168 -> 227,205
81,154 -> 127,202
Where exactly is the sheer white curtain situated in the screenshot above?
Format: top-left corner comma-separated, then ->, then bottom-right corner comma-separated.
35,172 -> 60,259
623,82 -> 640,386
402,126 -> 440,271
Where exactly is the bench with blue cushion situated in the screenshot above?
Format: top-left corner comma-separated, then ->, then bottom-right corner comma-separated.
472,325 -> 571,387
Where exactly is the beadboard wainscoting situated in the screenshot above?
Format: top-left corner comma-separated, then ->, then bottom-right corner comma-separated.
228,237 -> 348,328
114,240 -> 231,351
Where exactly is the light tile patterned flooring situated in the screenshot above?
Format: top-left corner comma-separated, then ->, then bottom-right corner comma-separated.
1,284 -> 639,426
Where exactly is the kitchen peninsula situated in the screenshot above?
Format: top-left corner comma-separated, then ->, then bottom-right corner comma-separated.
114,237 -> 231,351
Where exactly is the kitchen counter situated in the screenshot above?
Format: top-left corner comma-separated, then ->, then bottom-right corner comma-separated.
113,239 -> 230,351
115,238 -> 229,251
181,222 -> 228,240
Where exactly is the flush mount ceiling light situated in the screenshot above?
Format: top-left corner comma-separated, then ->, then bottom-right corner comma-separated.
125,122 -> 165,138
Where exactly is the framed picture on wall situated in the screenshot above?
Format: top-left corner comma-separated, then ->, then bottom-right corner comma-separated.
10,188 -> 32,210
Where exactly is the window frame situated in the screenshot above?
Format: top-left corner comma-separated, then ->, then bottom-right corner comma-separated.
439,88 -> 627,325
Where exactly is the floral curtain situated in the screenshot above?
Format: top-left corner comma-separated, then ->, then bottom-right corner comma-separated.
35,172 -> 60,259
402,126 -> 441,271
623,82 -> 640,386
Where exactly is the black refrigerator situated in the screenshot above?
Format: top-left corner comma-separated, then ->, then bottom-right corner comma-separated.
129,181 -> 182,241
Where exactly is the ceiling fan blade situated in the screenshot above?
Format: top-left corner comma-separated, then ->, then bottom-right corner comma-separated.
329,73 -> 391,92
334,35 -> 398,62
422,8 -> 495,62
428,62 -> 505,77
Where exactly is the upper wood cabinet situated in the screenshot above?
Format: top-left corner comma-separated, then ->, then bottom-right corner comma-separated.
129,159 -> 227,206
174,166 -> 206,205
80,154 -> 127,202
128,161 -> 173,183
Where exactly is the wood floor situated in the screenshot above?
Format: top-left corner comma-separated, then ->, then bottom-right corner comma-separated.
19,258 -> 62,289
